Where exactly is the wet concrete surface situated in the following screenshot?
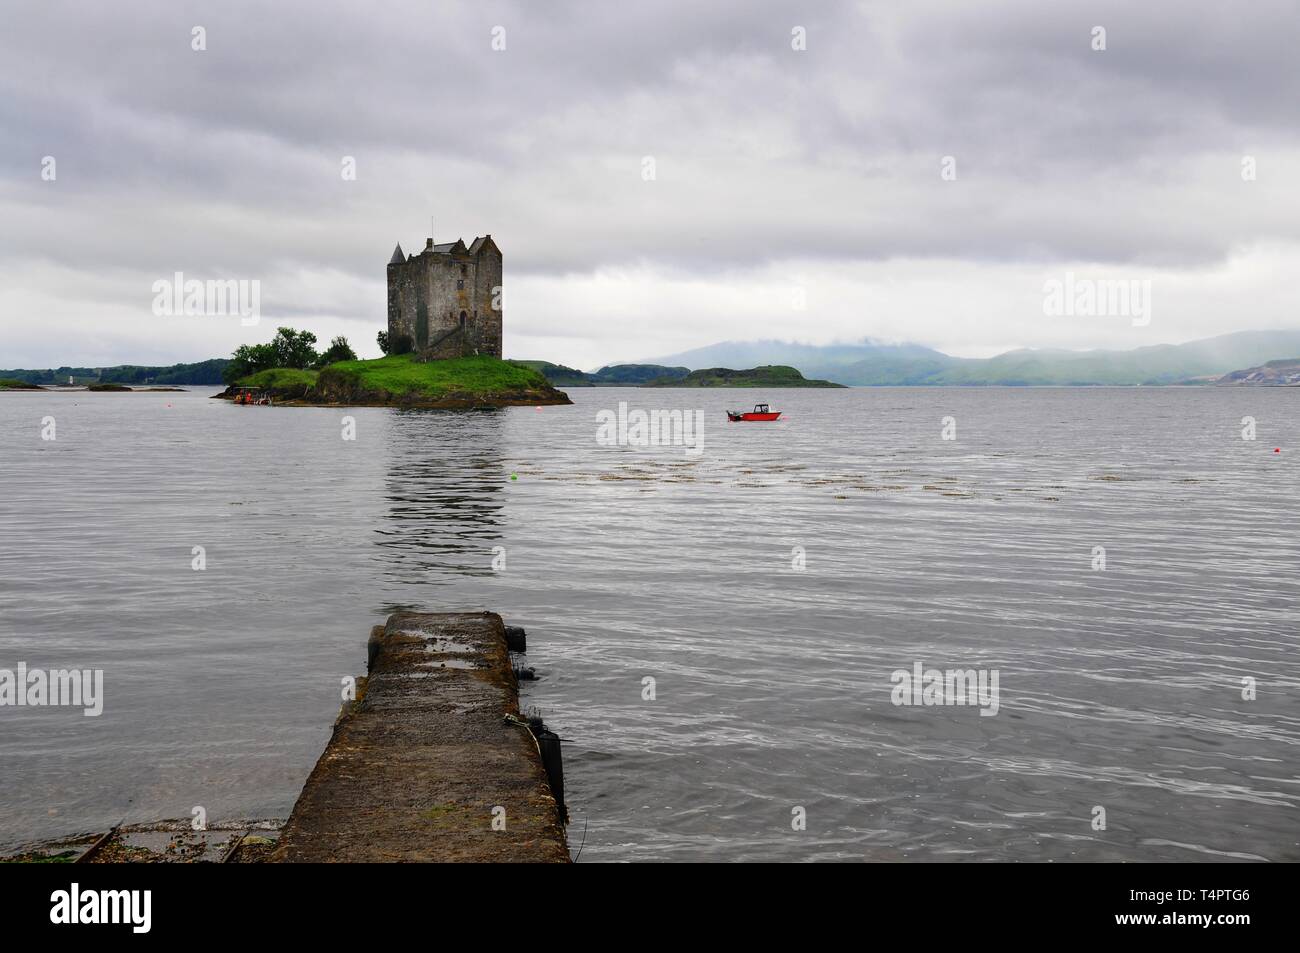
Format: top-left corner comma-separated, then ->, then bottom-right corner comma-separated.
269,612 -> 568,863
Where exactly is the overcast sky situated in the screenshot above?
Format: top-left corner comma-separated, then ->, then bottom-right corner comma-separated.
2,0 -> 1298,369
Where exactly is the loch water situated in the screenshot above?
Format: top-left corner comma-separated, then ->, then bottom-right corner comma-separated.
1,386 -> 1297,861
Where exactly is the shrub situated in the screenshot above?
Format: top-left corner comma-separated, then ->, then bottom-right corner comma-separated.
315,335 -> 358,367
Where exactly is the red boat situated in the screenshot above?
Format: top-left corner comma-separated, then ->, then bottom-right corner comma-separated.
727,403 -> 781,422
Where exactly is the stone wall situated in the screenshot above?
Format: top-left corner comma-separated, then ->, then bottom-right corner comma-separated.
469,244 -> 503,357
386,237 -> 502,360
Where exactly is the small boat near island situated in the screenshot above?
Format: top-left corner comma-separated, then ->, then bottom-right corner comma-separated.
231,387 -> 273,406
727,403 -> 781,422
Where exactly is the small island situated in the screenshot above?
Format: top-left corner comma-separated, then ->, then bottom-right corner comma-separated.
515,362 -> 843,388
642,365 -> 843,387
216,352 -> 569,408
216,232 -> 571,408
517,362 -> 844,388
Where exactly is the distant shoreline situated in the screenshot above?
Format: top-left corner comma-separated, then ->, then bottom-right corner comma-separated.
0,382 -> 188,393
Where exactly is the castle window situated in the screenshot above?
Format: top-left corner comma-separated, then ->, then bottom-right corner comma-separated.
456,279 -> 464,290
460,264 -> 468,276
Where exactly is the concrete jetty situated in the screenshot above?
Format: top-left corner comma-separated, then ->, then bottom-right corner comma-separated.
270,611 -> 568,863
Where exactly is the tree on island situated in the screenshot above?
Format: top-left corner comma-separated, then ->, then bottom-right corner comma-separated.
223,342 -> 277,384
273,327 -> 320,368
224,327 -> 358,383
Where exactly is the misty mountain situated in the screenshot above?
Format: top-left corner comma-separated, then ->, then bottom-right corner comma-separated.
645,340 -> 948,374
642,331 -> 1300,385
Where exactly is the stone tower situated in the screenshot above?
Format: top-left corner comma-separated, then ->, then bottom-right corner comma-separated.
386,234 -> 502,359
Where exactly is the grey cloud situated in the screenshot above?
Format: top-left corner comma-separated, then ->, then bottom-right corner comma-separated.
1,0 -> 1298,365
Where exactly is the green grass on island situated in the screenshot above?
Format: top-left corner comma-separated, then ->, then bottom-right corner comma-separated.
236,367 -> 322,391
235,354 -> 566,406
323,353 -> 548,396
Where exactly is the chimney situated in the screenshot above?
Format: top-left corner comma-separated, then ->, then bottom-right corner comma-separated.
425,238 -> 434,251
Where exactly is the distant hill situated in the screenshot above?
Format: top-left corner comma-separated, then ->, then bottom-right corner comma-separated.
510,360 -> 594,386
643,365 -> 843,387
0,359 -> 230,386
641,331 -> 1300,386
645,340 -> 949,379
591,363 -> 690,385
21,328 -> 1300,389
1215,357 -> 1300,385
512,360 -> 690,386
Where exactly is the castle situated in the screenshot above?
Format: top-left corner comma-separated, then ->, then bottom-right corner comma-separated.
386,234 -> 502,359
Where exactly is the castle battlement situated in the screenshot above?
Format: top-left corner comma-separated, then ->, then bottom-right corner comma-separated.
386,234 -> 502,359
